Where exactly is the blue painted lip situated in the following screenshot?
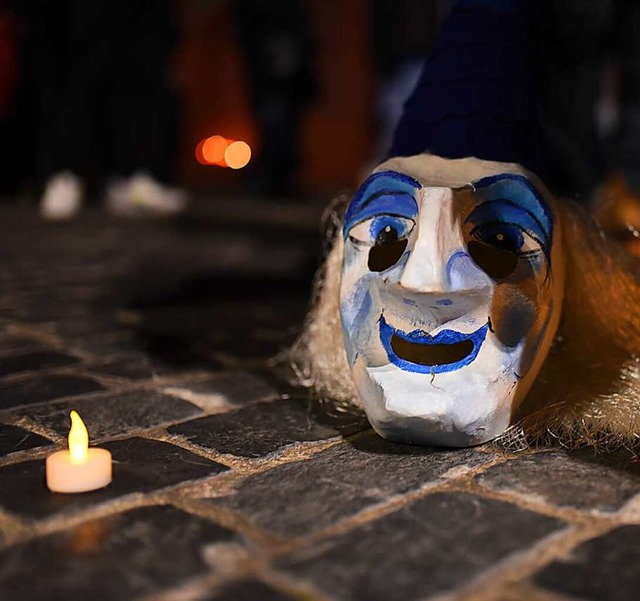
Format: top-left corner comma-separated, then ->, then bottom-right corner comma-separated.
379,315 -> 490,374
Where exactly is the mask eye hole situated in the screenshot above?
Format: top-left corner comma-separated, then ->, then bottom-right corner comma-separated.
467,241 -> 518,279
368,236 -> 408,272
467,223 -> 527,279
367,219 -> 410,272
347,215 -> 414,273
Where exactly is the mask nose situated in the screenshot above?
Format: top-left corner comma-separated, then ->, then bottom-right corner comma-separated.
399,187 -> 463,293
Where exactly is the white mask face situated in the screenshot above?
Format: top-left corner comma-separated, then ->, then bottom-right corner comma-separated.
339,156 -> 564,446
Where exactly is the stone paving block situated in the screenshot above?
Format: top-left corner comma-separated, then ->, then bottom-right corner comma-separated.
13,302 -> 98,324
88,353 -> 171,380
168,398 -> 342,458
535,525 -> 640,601
164,371 -> 279,408
204,580 -> 299,600
478,449 -> 640,512
68,334 -> 149,356
193,300 -> 307,359
0,350 -> 80,378
0,505 -> 237,601
0,424 -> 52,457
0,335 -> 46,355
12,389 -> 203,439
278,492 -> 565,601
87,353 -> 219,381
53,317 -> 129,339
0,374 -> 106,410
211,434 -> 496,537
301,395 -> 371,437
86,355 -> 164,381
0,309 -> 17,321
0,437 -> 228,520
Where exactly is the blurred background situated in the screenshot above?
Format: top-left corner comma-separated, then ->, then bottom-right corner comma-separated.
1,0 -> 639,236
0,0 -> 446,215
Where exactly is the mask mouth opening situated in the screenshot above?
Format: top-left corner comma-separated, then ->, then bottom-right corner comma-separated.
390,336 -> 474,366
378,315 -> 489,374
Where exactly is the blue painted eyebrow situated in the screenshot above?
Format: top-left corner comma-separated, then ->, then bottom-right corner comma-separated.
343,171 -> 420,238
468,174 -> 553,249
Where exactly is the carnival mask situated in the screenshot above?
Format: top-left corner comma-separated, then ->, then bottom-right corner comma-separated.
294,1 -> 640,451
339,155 -> 564,446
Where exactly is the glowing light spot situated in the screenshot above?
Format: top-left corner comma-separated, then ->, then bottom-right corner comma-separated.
69,410 -> 89,465
202,135 -> 229,166
195,135 -> 252,168
195,139 -> 207,165
224,141 -> 252,169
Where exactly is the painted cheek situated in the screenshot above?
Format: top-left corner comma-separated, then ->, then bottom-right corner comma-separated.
340,276 -> 376,347
490,282 -> 537,348
446,250 -> 493,290
342,243 -> 361,271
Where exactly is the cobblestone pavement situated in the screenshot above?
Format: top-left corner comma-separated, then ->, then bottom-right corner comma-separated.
0,199 -> 639,601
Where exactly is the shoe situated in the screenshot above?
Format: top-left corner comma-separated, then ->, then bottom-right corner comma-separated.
40,172 -> 83,220
105,172 -> 187,217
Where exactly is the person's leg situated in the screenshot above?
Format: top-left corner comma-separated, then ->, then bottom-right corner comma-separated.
25,0 -> 95,217
100,1 -> 185,216
106,0 -> 180,184
103,0 -> 186,216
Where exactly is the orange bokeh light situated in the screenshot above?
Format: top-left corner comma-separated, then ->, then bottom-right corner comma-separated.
196,135 -> 252,168
195,139 -> 207,165
202,135 -> 229,166
224,141 -> 252,169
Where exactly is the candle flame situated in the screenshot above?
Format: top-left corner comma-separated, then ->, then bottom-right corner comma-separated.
69,410 -> 89,464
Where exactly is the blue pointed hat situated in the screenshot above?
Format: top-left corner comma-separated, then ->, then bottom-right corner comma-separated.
388,0 -> 545,178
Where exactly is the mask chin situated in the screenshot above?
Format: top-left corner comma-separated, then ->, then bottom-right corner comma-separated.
350,357 -> 512,448
370,417 -> 496,448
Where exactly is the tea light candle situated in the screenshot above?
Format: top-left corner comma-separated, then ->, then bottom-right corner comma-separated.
46,410 -> 112,493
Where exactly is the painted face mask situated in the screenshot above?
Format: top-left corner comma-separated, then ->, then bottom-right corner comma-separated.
293,0 -> 640,450
339,156 -> 564,446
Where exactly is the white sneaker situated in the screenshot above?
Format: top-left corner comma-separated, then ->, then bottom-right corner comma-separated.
40,172 -> 83,220
105,172 -> 187,217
